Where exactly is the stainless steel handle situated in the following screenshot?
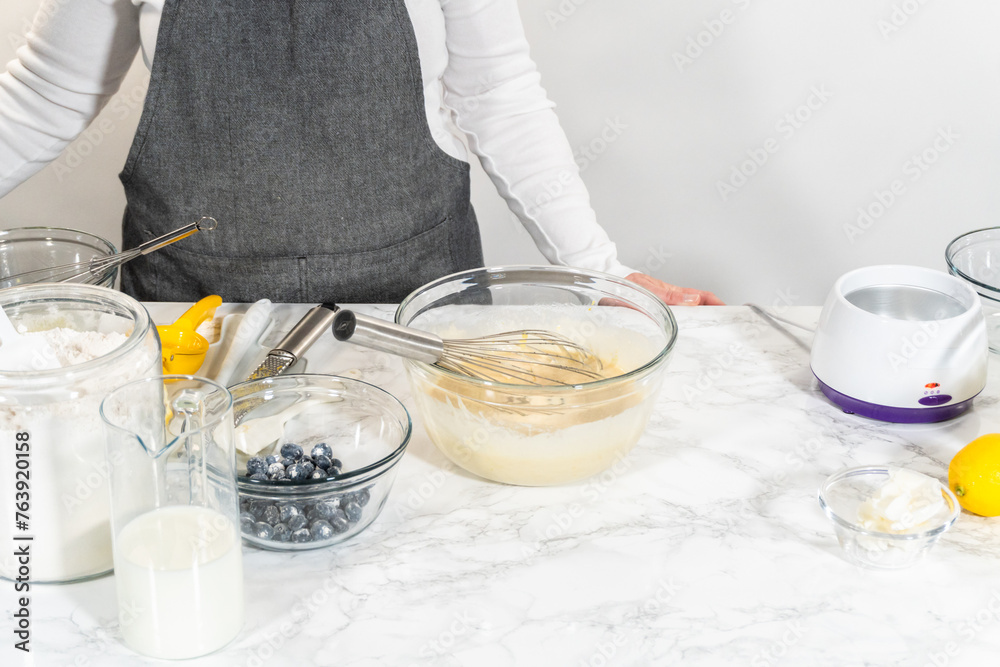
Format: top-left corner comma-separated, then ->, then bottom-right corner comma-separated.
135,216 -> 218,256
332,310 -> 444,365
270,303 -> 339,361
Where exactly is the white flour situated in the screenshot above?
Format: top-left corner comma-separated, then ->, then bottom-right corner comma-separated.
0,326 -> 157,583
0,326 -> 127,371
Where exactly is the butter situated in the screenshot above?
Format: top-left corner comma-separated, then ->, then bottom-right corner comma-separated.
857,468 -> 946,533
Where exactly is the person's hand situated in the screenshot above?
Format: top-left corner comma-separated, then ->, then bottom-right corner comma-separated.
625,272 -> 724,306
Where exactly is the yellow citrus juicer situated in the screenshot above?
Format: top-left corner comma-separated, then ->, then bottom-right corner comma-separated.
156,295 -> 222,374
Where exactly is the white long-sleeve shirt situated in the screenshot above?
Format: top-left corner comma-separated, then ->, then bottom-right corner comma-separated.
0,0 -> 632,277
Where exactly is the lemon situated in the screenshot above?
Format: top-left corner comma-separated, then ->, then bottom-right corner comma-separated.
949,434 -> 1000,517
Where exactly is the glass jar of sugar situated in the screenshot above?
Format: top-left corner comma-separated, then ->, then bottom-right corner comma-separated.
0,284 -> 160,584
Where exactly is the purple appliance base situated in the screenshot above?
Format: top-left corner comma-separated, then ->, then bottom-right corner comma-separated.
813,374 -> 977,424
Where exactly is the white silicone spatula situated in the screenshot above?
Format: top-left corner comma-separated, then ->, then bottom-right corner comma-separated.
0,306 -> 59,371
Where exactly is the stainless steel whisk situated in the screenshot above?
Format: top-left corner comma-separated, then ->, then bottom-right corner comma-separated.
332,310 -> 606,386
1,217 -> 217,287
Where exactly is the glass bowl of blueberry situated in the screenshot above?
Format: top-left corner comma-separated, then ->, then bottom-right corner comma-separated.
230,374 -> 411,550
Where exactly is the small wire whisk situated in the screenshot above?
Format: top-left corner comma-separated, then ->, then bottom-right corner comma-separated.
332,309 -> 607,385
0,217 -> 217,288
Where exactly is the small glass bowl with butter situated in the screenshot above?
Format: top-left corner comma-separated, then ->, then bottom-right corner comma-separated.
818,465 -> 960,569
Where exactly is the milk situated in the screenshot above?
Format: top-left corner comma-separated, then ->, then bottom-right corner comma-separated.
114,505 -> 244,660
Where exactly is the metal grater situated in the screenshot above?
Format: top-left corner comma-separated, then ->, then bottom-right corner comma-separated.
246,350 -> 297,381
234,303 -> 339,424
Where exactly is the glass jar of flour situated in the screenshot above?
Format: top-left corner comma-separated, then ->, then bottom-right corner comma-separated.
0,284 -> 160,583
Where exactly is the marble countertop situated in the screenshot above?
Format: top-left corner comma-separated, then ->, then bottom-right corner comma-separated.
8,305 -> 1000,667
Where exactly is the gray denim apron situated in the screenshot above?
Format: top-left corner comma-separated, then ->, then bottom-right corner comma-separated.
119,0 -> 483,303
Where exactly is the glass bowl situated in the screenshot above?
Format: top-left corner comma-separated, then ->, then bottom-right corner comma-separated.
945,227 -> 1000,353
395,265 -> 677,486
231,374 -> 411,551
0,227 -> 119,289
818,465 -> 960,569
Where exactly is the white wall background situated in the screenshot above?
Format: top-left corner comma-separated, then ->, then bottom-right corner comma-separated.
2,0 -> 999,305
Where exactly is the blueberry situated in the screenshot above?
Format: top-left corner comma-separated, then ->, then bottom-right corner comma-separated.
248,500 -> 269,519
300,455 -> 315,467
342,500 -> 362,524
280,443 -> 303,461
330,510 -> 350,534
327,464 -> 342,477
286,463 -> 308,482
267,462 -> 285,477
270,469 -> 287,481
240,513 -> 255,534
310,520 -> 334,541
265,454 -> 282,466
246,456 -> 267,476
354,488 -> 371,507
311,443 -> 333,460
313,455 -> 332,470
287,514 -> 308,531
310,470 -> 325,480
261,505 -> 280,525
307,502 -> 334,522
301,462 -> 315,477
253,522 -> 274,540
249,472 -> 268,482
329,458 -> 343,470
280,457 -> 296,469
273,523 -> 291,542
278,504 -> 301,524
240,498 -> 251,512
291,528 -> 311,543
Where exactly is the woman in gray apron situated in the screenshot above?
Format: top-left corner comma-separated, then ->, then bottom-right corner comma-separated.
0,0 -> 722,306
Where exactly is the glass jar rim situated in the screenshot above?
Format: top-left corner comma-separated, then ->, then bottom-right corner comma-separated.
0,283 -> 153,385
230,373 -> 413,489
393,264 -> 678,391
0,225 -> 118,252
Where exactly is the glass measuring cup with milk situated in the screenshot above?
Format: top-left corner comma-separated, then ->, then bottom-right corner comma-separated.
101,376 -> 244,660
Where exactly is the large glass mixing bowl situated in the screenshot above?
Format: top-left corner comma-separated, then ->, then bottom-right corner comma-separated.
945,227 -> 1000,353
395,266 -> 677,486
0,227 -> 118,289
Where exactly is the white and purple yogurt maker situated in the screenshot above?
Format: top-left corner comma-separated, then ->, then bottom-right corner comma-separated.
810,265 -> 988,423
